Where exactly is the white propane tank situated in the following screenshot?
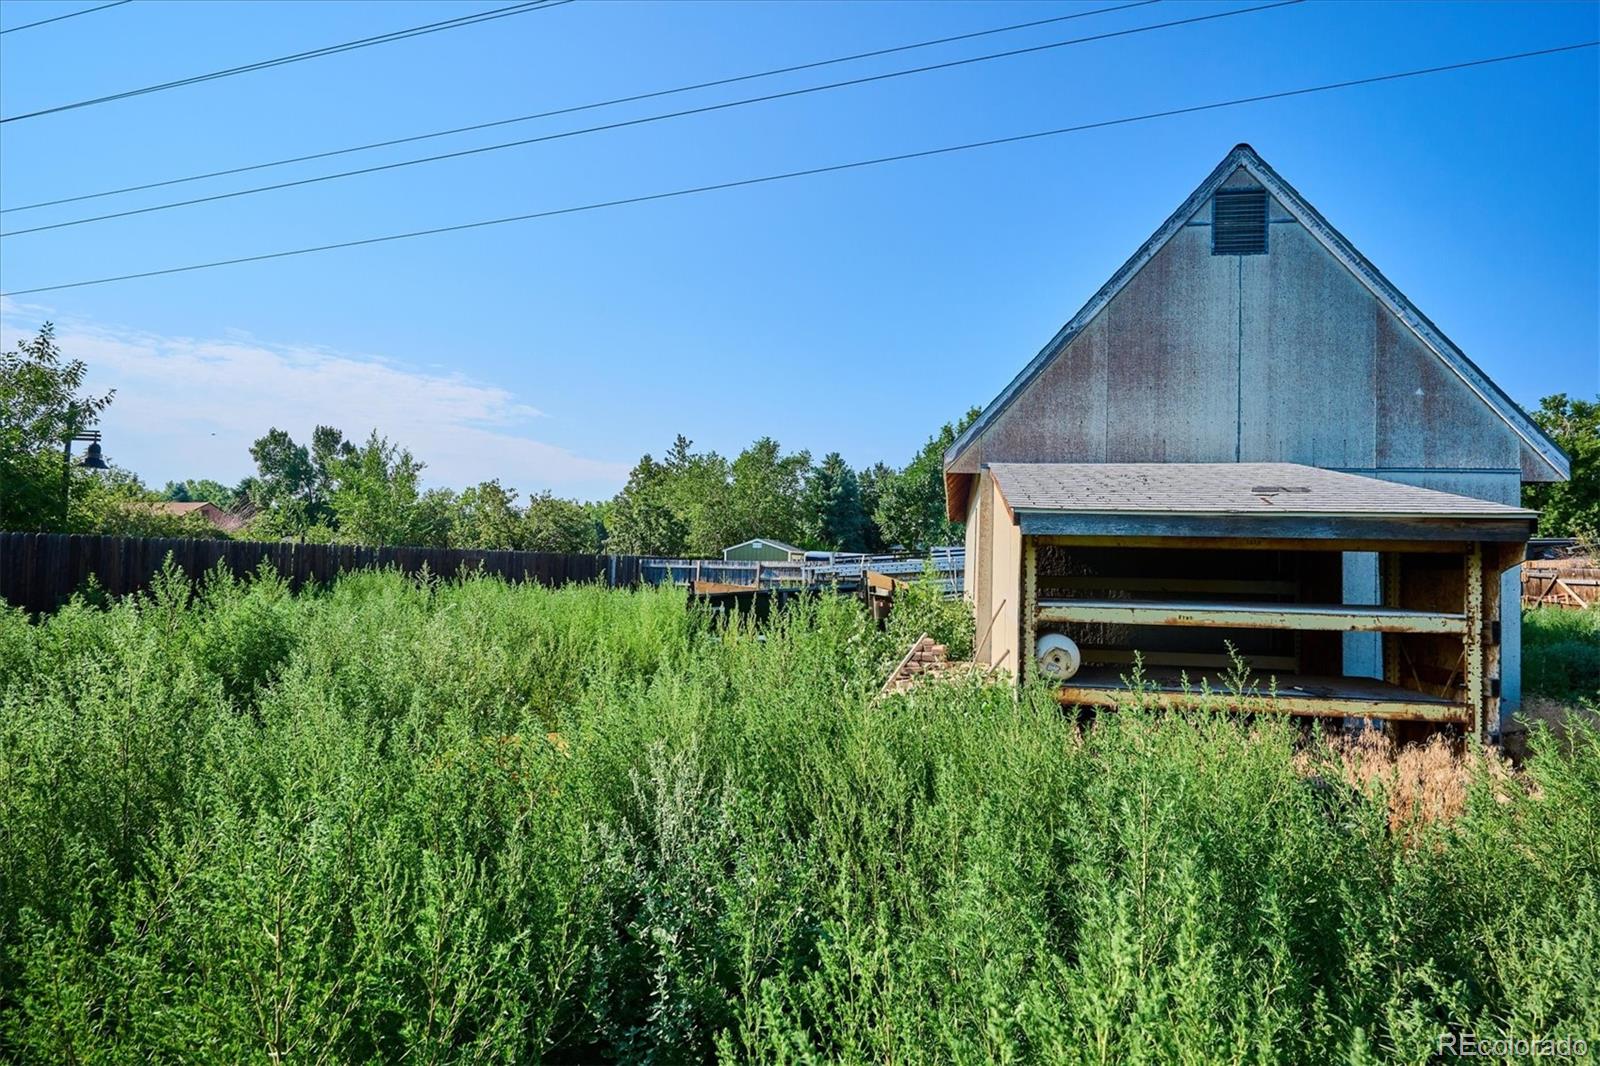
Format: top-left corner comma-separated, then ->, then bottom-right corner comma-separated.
1035,633 -> 1081,681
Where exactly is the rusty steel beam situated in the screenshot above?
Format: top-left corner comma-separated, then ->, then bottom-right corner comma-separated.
1022,538 -> 1038,685
1079,648 -> 1299,671
1466,543 -> 1485,740
1039,575 -> 1298,595
1034,534 -> 1471,554
1051,686 -> 1471,723
1036,598 -> 1468,634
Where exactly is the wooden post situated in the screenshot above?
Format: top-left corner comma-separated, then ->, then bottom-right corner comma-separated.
1464,542 -> 1485,741
1023,537 -> 1038,685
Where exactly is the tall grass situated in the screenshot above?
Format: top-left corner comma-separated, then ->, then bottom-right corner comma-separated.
1523,605 -> 1600,707
0,568 -> 1595,1062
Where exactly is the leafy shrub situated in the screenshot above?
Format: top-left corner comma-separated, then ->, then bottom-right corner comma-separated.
883,565 -> 975,665
0,572 -> 1595,1062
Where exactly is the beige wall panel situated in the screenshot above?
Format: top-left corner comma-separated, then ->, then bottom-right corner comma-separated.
975,476 -> 996,659
988,478 -> 1022,675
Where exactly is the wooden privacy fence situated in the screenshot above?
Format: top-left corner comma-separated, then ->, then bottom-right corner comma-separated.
0,532 -> 647,615
1521,557 -> 1600,609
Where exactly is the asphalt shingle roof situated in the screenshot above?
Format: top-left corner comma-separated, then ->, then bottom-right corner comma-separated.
986,463 -> 1537,518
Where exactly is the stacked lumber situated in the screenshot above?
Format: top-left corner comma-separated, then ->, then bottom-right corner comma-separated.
1522,557 -> 1600,608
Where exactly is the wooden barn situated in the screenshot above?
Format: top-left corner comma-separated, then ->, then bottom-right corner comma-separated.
945,144 -> 1568,740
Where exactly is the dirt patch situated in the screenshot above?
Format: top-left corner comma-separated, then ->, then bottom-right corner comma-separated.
1500,697 -> 1600,763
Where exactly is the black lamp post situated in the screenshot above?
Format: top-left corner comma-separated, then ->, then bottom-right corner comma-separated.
62,430 -> 107,525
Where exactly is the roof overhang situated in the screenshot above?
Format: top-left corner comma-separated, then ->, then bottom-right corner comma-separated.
944,470 -> 976,523
989,462 -> 1538,543
942,144 -> 1570,497
1015,511 -> 1534,543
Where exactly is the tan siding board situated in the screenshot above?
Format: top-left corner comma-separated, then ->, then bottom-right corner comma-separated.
989,477 -> 1021,674
976,476 -> 995,659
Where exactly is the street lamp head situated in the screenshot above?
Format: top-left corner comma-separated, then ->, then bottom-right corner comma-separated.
78,442 -> 108,470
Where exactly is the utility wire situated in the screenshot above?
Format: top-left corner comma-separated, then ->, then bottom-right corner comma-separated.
0,0 -> 1301,237
3,40 -> 1592,298
2,0 -> 1158,214
0,0 -> 131,36
0,0 -> 572,124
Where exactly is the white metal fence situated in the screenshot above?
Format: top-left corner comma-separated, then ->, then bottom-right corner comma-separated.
640,547 -> 964,594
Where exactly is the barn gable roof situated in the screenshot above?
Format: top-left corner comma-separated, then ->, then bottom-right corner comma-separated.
943,144 -> 1569,496
723,537 -> 802,554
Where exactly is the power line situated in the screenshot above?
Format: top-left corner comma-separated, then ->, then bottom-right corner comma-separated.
3,41 -> 1592,298
2,0 -> 1158,215
0,0 -> 573,124
0,0 -> 1303,237
0,0 -> 131,36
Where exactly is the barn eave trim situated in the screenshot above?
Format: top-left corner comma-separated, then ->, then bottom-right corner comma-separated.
1015,511 -> 1536,542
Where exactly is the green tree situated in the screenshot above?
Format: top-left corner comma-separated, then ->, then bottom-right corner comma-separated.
524,491 -> 603,553
801,452 -> 869,551
873,408 -> 980,551
161,478 -> 243,508
451,480 -> 526,549
310,424 -> 356,504
0,323 -> 115,531
327,431 -> 445,547
727,437 -> 810,548
854,461 -> 893,553
246,428 -> 314,505
607,455 -> 687,556
244,424 -> 354,537
1525,393 -> 1600,539
660,435 -> 735,557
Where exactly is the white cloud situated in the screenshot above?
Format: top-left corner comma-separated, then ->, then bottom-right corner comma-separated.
0,303 -> 631,497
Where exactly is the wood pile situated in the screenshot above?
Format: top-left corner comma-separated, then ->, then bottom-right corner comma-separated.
1522,557 -> 1600,608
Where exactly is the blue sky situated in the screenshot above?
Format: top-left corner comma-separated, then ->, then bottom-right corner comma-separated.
1,0 -> 1595,499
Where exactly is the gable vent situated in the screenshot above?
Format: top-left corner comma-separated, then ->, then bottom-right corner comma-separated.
1212,188 -> 1268,255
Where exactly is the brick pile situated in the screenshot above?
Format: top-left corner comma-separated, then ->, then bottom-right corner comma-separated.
880,633 -> 964,697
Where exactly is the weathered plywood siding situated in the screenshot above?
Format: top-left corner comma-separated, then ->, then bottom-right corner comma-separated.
1373,310 -> 1521,471
957,169 -> 1527,477
975,223 -> 1240,466
1239,216 -> 1377,468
